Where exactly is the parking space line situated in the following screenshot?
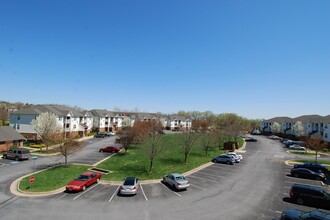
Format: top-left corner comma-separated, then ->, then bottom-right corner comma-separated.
160,182 -> 181,197
140,184 -> 148,201
73,183 -> 100,201
108,185 -> 121,203
52,193 -> 67,201
196,171 -> 226,178
190,183 -> 206,191
207,166 -> 234,172
188,175 -> 218,183
283,192 -> 289,196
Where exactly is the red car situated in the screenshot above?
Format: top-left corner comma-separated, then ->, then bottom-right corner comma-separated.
99,146 -> 121,153
66,172 -> 102,192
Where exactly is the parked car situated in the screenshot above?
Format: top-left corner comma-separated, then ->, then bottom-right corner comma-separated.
294,162 -> 328,173
94,133 -> 107,138
211,154 -> 235,165
120,177 -> 139,195
226,153 -> 240,163
162,173 -> 190,190
289,144 -> 306,151
2,148 -> 30,161
227,152 -> 243,160
268,135 -> 281,140
66,172 -> 102,192
99,146 -> 121,153
289,184 -> 330,208
245,137 -> 257,142
291,168 -> 326,181
280,209 -> 330,220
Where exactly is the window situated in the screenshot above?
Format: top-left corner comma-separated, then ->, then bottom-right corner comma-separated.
325,133 -> 328,138
17,124 -> 20,130
73,125 -> 76,129
17,116 -> 20,120
66,124 -> 70,128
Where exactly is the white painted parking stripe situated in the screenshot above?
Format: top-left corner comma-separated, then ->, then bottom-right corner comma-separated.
190,184 -> 206,191
140,184 -> 148,201
197,171 -> 226,178
275,211 -> 282,214
205,166 -> 232,173
160,182 -> 181,197
109,185 -> 121,203
73,183 -> 100,200
188,175 -> 218,183
52,193 -> 67,201
283,192 -> 289,196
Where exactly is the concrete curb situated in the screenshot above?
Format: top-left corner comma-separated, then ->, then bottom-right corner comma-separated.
10,166 -> 66,197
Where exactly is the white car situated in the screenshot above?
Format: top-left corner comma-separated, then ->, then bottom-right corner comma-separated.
289,144 -> 306,151
163,173 -> 190,190
227,152 -> 243,161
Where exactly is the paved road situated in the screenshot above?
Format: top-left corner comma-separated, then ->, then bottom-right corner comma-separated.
0,135 -> 329,220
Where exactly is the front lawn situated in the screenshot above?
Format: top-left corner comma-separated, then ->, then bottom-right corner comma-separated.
19,164 -> 91,192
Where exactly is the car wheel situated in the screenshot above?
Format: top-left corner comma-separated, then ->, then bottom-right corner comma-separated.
3,154 -> 7,159
316,176 -> 321,181
296,198 -> 304,205
162,178 -> 165,183
15,157 -> 19,161
294,174 -> 299,178
226,161 -> 230,165
112,151 -> 115,153
318,170 -> 323,173
82,185 -> 86,191
173,184 -> 176,189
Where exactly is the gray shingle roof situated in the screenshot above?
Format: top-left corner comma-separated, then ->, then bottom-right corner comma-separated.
0,126 -> 25,142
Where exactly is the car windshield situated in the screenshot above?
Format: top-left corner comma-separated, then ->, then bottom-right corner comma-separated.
124,178 -> 136,185
76,175 -> 89,181
175,176 -> 186,181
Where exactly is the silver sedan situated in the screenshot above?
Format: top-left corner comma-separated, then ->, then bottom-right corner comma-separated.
163,173 -> 190,190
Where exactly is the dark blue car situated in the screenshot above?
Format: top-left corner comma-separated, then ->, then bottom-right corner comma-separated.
293,162 -> 328,173
280,209 -> 330,220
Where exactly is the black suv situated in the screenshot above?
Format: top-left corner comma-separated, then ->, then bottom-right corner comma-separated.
290,184 -> 330,209
294,162 -> 328,173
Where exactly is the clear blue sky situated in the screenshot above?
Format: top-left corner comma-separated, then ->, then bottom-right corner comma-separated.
1,0 -> 329,119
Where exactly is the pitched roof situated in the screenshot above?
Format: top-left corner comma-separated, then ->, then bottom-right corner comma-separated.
264,117 -> 293,123
11,105 -> 84,117
293,115 -> 324,123
0,126 -> 25,142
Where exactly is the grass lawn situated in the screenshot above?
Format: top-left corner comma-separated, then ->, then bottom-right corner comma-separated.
97,134 -> 243,181
19,164 -> 91,192
289,151 -> 317,156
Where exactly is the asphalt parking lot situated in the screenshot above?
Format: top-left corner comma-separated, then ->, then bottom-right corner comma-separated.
46,158 -> 247,205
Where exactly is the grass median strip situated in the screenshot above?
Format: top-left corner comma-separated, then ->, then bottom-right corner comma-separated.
19,164 -> 91,192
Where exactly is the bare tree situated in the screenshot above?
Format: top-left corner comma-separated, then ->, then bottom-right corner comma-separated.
303,135 -> 327,163
31,112 -> 62,151
57,135 -> 85,167
116,127 -> 135,155
180,131 -> 197,163
199,132 -> 213,156
141,121 -> 166,173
